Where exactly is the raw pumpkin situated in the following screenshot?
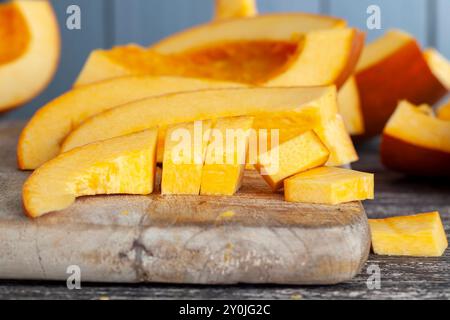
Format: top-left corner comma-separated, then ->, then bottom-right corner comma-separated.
75,14 -> 363,88
0,0 -> 60,112
369,212 -> 448,257
23,129 -> 158,218
161,120 -> 212,195
256,130 -> 330,191
437,101 -> 450,121
214,0 -> 257,20
284,167 -> 374,204
200,116 -> 254,196
60,86 -> 358,167
17,76 -> 245,170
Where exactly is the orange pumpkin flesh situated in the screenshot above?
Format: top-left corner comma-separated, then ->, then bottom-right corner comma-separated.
0,3 -> 30,65
381,101 -> 450,176
102,41 -> 299,85
356,33 -> 447,138
0,0 -> 60,113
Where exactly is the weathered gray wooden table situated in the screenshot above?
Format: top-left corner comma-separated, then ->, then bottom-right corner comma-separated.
0,121 -> 448,300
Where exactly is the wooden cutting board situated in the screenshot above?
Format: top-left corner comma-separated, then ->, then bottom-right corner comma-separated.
0,122 -> 370,285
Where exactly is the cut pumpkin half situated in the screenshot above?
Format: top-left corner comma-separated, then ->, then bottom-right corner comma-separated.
61,86 -> 358,166
75,14 -> 363,88
0,0 -> 60,112
23,129 -> 158,218
17,76 -> 245,170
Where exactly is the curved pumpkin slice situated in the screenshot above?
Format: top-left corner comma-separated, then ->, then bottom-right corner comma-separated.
23,129 -> 158,218
355,31 -> 448,137
18,76 -> 244,170
153,13 -> 345,53
381,101 -> 450,176
424,49 -> 450,91
75,14 -> 363,88
0,0 -> 60,112
214,0 -> 257,20
61,86 -> 357,166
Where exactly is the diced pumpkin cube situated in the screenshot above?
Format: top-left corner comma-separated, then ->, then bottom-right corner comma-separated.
284,167 -> 374,204
161,120 -> 212,195
369,212 -> 448,257
255,131 -> 329,190
200,116 -> 254,196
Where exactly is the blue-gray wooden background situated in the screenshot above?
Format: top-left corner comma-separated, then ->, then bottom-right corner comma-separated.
4,0 -> 450,119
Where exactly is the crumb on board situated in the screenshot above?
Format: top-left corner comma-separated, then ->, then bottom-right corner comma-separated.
218,210 -> 236,219
224,242 -> 234,262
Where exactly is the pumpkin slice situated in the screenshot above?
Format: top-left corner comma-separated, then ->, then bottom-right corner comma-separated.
381,100 -> 450,176
369,212 -> 448,257
162,120 -> 212,195
60,87 -> 357,166
437,101 -> 450,121
313,114 -> 358,166
23,129 -> 158,218
424,49 -> 450,90
284,167 -> 374,204
200,116 -> 254,196
337,76 -> 364,135
256,131 -> 329,191
0,0 -> 60,112
75,14 -> 363,88
214,0 -> 257,20
354,30 -> 448,137
17,76 -> 244,170
246,114 -> 358,168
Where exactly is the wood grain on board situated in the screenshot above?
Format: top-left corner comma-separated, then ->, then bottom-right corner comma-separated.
0,122 -> 370,285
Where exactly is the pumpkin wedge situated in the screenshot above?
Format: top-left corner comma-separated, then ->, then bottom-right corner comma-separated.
214,0 -> 257,20
354,30 -> 449,137
0,0 -> 60,112
381,101 -> 450,176
424,49 -> 450,91
75,14 -> 363,88
369,212 -> 448,257
60,87 -> 358,166
23,129 -> 158,218
17,76 -> 244,170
